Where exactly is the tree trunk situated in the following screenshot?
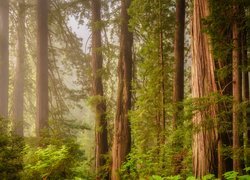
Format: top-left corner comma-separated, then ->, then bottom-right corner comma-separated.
232,4 -> 241,172
36,0 -> 49,137
173,0 -> 185,129
191,0 -> 218,177
0,0 -> 9,119
91,0 -> 109,179
158,0 -> 165,143
13,0 -> 26,137
160,19 -> 165,145
111,0 -> 133,179
240,6 -> 249,168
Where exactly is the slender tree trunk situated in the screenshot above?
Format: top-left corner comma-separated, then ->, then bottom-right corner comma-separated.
111,0 -> 133,179
240,6 -> 249,168
217,138 -> 224,179
159,0 -> 165,144
91,0 -> 109,179
211,1 -> 234,174
173,0 -> 185,129
158,5 -> 167,170
232,4 -> 241,172
13,0 -> 26,137
160,22 -> 165,145
36,0 -> 49,137
0,0 -> 9,119
156,112 -> 161,156
191,0 -> 218,177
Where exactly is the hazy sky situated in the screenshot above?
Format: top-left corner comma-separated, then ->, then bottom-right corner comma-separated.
68,16 -> 91,54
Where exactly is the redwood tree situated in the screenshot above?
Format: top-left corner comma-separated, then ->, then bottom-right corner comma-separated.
36,0 -> 49,136
91,0 -> 109,179
241,6 -> 250,167
232,4 -> 241,172
191,0 -> 218,177
111,0 -> 133,179
173,0 -> 185,128
0,0 -> 9,119
13,0 -> 26,136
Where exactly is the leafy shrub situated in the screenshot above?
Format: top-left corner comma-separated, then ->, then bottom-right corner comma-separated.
20,131 -> 91,179
0,118 -> 24,179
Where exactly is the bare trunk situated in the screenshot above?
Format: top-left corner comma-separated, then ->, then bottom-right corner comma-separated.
191,0 -> 218,177
156,112 -> 161,156
232,4 -> 241,172
91,0 -> 109,179
13,0 -> 26,137
159,13 -> 165,145
0,0 -> 9,119
173,0 -> 185,129
111,0 -> 133,179
217,138 -> 224,179
240,7 -> 249,167
36,0 -> 49,137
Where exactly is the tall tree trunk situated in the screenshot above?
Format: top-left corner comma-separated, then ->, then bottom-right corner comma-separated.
0,0 -> 9,119
160,19 -> 165,145
173,0 -> 185,129
111,0 -> 133,179
13,0 -> 26,137
91,0 -> 109,179
159,0 -> 165,144
232,4 -> 241,172
240,6 -> 249,168
191,0 -> 218,177
36,0 -> 49,137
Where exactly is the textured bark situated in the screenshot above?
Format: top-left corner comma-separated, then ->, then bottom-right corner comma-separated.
0,0 -> 9,119
191,0 -> 218,177
111,0 -> 133,179
91,0 -> 109,179
232,4 -> 241,172
13,0 -> 26,137
173,0 -> 185,129
36,0 -> 49,137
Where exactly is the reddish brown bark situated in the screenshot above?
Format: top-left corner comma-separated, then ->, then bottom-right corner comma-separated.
36,0 -> 49,137
91,0 -> 109,179
191,0 -> 218,177
0,0 -> 9,119
111,0 -> 133,179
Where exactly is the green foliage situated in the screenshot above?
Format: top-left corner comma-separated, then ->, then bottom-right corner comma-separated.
150,175 -> 165,180
224,171 -> 239,180
123,0 -> 179,178
245,167 -> 250,173
202,174 -> 216,180
165,175 -> 181,180
186,177 -> 196,180
223,170 -> 250,180
21,135 -> 91,179
0,119 -> 23,179
135,169 -> 250,180
22,145 -> 70,179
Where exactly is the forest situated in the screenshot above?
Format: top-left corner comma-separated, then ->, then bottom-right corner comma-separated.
0,0 -> 250,179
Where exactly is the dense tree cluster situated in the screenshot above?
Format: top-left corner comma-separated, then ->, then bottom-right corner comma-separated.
0,0 -> 249,179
